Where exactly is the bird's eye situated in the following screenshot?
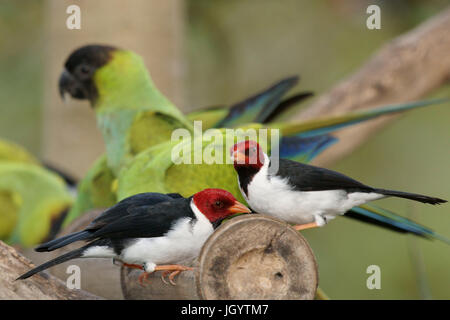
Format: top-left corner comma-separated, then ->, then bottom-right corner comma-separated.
214,201 -> 224,208
77,64 -> 92,78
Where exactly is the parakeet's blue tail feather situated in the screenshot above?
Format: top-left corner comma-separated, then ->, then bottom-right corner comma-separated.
279,134 -> 338,162
262,92 -> 314,124
297,98 -> 450,138
346,205 -> 450,245
215,76 -> 302,128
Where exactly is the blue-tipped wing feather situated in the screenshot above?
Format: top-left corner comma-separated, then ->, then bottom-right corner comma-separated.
294,98 -> 450,138
279,134 -> 338,162
215,76 -> 301,127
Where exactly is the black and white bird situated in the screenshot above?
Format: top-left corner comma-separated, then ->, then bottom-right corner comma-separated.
231,140 -> 446,231
17,189 -> 250,284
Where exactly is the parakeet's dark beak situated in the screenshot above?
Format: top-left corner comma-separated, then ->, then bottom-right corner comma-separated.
58,69 -> 88,101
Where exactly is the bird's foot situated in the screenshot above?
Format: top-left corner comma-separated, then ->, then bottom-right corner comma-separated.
293,222 -> 319,231
155,265 -> 193,286
138,271 -> 152,286
160,270 -> 182,286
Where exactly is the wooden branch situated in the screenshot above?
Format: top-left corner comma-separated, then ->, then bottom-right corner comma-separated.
121,215 -> 318,300
298,7 -> 450,166
0,241 -> 101,299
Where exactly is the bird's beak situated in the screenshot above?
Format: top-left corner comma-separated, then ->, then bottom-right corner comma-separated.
58,69 -> 72,101
231,151 -> 247,164
58,69 -> 88,101
58,69 -> 75,101
229,201 -> 251,214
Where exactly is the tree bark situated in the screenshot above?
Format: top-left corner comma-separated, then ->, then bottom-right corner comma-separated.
0,240 -> 101,299
300,7 -> 450,166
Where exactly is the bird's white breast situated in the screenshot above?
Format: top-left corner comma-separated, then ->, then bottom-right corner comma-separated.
242,158 -> 383,225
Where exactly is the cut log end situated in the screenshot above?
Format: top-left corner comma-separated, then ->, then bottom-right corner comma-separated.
121,214 -> 318,300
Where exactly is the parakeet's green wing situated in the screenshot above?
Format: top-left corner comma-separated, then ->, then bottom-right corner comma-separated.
187,106 -> 228,130
63,155 -> 117,227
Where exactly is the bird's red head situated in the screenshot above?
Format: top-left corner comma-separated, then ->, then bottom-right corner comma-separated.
192,188 -> 250,224
230,140 -> 265,169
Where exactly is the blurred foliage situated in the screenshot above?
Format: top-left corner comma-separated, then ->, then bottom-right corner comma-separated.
0,1 -> 45,155
0,0 -> 448,298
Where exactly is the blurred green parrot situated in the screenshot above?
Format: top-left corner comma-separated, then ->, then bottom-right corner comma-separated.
59,45 -> 448,242
0,139 -> 74,247
0,138 -> 39,164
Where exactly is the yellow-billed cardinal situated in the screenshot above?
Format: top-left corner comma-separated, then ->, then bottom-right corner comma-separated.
17,189 -> 250,285
231,140 -> 446,231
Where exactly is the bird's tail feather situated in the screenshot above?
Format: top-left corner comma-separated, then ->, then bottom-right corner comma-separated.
262,92 -> 314,124
17,244 -> 87,280
430,233 -> 450,245
35,230 -> 91,252
373,189 -> 447,205
215,76 -> 299,127
280,134 -> 338,162
279,98 -> 449,137
347,205 -> 450,244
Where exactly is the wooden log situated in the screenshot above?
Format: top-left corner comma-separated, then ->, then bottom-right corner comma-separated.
121,214 -> 318,300
121,259 -> 199,300
0,240 -> 101,299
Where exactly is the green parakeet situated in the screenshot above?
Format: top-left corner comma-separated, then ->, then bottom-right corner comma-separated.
0,138 -> 76,246
59,45 -> 193,175
59,45 -> 194,225
0,162 -> 73,247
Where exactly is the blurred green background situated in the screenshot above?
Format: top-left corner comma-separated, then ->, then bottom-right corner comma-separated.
0,0 -> 449,299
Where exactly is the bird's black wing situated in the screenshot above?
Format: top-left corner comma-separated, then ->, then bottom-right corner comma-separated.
35,192 -> 183,252
276,159 -> 374,192
86,192 -> 182,230
87,198 -> 195,240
